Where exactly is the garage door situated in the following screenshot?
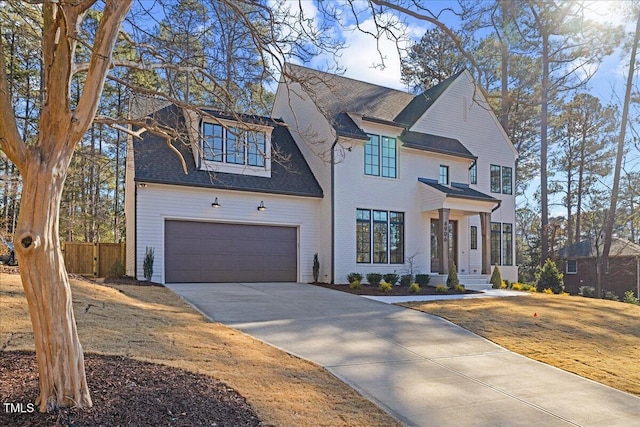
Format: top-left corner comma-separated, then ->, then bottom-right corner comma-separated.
164,220 -> 297,283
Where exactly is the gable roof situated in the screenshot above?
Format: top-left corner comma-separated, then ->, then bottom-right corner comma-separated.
394,71 -> 464,126
133,105 -> 323,198
284,63 -> 414,139
559,238 -> 640,259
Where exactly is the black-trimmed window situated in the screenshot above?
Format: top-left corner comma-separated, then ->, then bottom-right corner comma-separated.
490,165 -> 501,193
365,134 -> 397,178
502,223 -> 513,265
356,209 -> 404,264
470,225 -> 478,250
567,259 -> 577,274
502,167 -> 513,195
470,162 -> 477,184
491,222 -> 501,265
389,212 -> 405,263
202,123 -> 266,167
439,165 -> 449,185
356,209 -> 371,263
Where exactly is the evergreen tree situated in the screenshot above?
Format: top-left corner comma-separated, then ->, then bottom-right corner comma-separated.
536,258 -> 564,294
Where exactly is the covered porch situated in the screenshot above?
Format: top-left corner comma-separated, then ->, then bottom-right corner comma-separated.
418,178 -> 500,276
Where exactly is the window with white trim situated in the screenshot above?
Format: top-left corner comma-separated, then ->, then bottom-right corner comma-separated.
567,259 -> 577,274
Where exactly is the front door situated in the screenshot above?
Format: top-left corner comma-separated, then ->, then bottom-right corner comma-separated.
430,219 -> 458,273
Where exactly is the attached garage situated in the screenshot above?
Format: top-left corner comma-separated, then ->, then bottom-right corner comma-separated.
165,220 -> 298,283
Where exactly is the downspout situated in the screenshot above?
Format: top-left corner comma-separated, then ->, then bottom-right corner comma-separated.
330,137 -> 339,284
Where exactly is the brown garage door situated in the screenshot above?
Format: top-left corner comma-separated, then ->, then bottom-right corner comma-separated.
165,220 -> 297,283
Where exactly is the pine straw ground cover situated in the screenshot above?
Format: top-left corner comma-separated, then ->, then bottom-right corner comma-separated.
401,293 -> 640,397
0,271 -> 400,427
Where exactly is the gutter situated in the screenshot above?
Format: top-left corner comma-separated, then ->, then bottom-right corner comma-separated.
330,137 -> 339,284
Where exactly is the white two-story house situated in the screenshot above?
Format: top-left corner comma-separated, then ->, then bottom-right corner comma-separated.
125,64 -> 518,284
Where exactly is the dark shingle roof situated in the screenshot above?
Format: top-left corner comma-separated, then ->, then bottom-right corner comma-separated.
401,131 -> 475,159
394,71 -> 464,126
133,105 -> 323,198
285,64 -> 414,138
559,238 -> 640,259
418,178 -> 499,203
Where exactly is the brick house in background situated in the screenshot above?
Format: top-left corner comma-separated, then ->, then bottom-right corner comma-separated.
558,237 -> 640,298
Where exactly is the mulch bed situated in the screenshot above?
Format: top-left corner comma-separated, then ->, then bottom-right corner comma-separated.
0,351 -> 262,427
311,282 -> 480,296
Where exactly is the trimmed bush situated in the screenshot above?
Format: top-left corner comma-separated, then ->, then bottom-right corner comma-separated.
415,274 -> 430,286
143,246 -> 155,281
579,286 -> 596,298
383,273 -> 399,285
107,259 -> 125,278
490,264 -> 503,289
408,283 -> 421,293
454,284 -> 465,293
379,281 -> 393,293
543,288 -> 553,294
349,280 -> 362,289
435,284 -> 447,293
536,259 -> 564,294
446,263 -> 459,289
604,291 -> 620,301
313,253 -> 320,283
623,290 -> 639,305
400,274 -> 413,286
366,273 -> 382,286
347,272 -> 363,283
511,283 -> 522,291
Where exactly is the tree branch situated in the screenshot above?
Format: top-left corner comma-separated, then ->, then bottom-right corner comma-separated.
0,23 -> 28,169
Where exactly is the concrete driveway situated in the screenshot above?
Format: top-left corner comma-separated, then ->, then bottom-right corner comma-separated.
166,282 -> 640,427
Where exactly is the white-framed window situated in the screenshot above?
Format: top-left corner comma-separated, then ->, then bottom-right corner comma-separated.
566,259 -> 577,274
439,165 -> 449,185
200,120 -> 272,177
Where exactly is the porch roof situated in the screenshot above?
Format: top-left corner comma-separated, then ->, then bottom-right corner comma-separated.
418,178 -> 500,214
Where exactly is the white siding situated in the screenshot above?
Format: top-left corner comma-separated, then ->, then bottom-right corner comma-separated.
135,183 -> 320,284
272,80 -> 335,282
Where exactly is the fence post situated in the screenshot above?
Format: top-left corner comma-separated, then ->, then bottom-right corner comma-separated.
92,243 -> 98,277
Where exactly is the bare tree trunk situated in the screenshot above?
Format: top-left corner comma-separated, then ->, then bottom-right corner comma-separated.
540,30 -> 550,263
600,11 -> 640,297
16,152 -> 91,412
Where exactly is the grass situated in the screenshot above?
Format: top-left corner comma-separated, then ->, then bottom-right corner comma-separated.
401,293 -> 640,397
0,273 -> 400,427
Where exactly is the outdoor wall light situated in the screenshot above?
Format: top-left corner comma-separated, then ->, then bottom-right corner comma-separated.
211,197 -> 220,208
257,201 -> 267,211
137,183 -> 148,188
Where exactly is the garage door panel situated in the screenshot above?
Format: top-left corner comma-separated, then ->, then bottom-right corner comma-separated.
165,220 -> 297,283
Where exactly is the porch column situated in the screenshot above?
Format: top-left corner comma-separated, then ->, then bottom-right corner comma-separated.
480,212 -> 491,274
438,208 -> 450,274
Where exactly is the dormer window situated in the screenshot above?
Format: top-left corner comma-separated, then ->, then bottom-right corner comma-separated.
200,120 -> 271,177
365,134 -> 397,178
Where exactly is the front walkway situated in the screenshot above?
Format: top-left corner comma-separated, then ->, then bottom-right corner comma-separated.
166,282 -> 640,427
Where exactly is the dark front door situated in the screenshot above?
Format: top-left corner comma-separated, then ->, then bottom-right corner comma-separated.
430,219 -> 458,273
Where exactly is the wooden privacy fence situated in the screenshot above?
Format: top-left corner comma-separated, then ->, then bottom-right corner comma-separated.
62,242 -> 125,278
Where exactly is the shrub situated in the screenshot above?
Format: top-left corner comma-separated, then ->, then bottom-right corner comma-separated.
521,283 -> 535,292
366,273 -> 382,286
446,263 -> 459,289
623,290 -> 639,305
604,291 -> 619,301
400,274 -> 413,286
378,281 -> 393,293
408,283 -> 421,293
578,286 -> 596,298
383,273 -> 399,285
542,288 -> 553,294
490,264 -> 503,289
107,259 -> 125,278
435,284 -> 447,293
415,274 -> 430,286
536,259 -> 564,294
454,284 -> 465,293
313,253 -> 320,283
347,272 -> 362,283
511,283 -> 522,291
143,246 -> 155,281
349,280 -> 362,289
